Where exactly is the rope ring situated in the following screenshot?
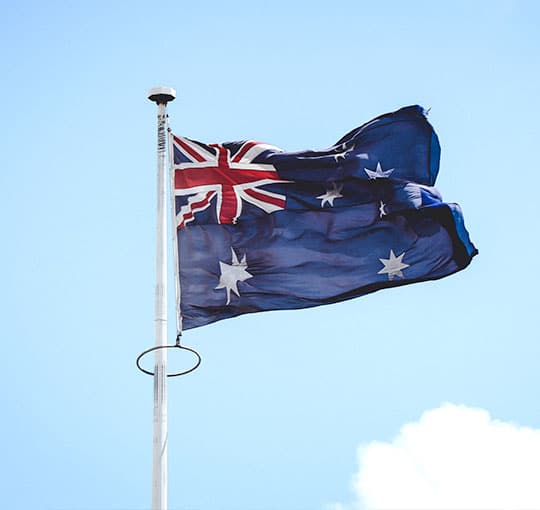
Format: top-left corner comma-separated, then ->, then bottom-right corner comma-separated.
136,342 -> 201,377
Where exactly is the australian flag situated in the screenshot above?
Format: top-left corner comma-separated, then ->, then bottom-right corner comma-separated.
171,105 -> 477,330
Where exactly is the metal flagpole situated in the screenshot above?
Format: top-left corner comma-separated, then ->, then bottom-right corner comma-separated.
147,86 -> 176,510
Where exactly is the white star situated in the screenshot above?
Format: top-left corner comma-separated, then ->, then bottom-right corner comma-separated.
379,200 -> 387,218
215,248 -> 253,305
378,249 -> 409,280
317,182 -> 344,207
364,162 -> 395,180
333,143 -> 354,162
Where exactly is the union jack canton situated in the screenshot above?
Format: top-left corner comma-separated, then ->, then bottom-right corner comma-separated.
171,135 -> 289,228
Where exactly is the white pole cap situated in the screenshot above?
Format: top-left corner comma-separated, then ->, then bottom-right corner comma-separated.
148,86 -> 176,104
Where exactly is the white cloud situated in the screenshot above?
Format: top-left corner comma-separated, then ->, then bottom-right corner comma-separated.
334,404 -> 540,510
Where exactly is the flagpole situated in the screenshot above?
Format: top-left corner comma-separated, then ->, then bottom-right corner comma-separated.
148,86 -> 176,510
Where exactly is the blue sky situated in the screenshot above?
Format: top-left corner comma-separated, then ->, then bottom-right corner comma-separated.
2,1 -> 540,509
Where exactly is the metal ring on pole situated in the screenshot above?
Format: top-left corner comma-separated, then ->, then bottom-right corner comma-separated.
136,336 -> 201,377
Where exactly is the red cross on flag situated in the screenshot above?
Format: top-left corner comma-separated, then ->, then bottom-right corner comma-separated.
172,135 -> 289,228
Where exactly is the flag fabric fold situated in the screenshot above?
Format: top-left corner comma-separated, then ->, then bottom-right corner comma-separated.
171,105 -> 477,330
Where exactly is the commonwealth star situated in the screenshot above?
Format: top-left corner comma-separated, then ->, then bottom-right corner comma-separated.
216,248 -> 253,304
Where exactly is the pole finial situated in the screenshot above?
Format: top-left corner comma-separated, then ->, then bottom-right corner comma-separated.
148,86 -> 176,105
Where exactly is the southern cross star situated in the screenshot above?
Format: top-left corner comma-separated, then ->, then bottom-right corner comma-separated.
333,143 -> 354,162
379,200 -> 387,218
215,247 -> 253,304
317,182 -> 344,207
378,249 -> 409,280
364,162 -> 395,180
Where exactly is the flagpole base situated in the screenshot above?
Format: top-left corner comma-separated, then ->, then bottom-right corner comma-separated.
137,336 -> 201,377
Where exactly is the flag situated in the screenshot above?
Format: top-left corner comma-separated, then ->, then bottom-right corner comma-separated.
171,105 -> 477,330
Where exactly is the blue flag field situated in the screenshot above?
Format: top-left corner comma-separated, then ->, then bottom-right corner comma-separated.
171,105 -> 477,330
